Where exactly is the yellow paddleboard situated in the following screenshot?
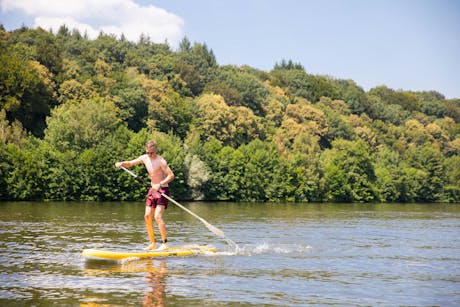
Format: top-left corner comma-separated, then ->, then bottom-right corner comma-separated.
82,245 -> 217,261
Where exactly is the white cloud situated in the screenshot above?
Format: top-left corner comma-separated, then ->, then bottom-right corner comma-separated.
0,0 -> 184,45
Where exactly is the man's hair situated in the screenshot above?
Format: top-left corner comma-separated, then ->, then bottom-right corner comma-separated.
146,140 -> 158,154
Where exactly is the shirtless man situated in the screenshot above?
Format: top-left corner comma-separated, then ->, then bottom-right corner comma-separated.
115,140 -> 175,250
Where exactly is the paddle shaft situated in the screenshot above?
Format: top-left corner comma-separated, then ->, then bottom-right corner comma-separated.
119,166 -> 226,239
159,193 -> 215,227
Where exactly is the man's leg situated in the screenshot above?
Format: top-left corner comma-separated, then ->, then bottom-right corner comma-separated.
145,205 -> 156,250
154,205 -> 167,246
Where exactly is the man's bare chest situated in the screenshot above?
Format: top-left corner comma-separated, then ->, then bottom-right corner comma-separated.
144,156 -> 162,174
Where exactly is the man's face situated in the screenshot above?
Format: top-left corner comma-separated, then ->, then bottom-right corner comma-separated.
146,146 -> 156,156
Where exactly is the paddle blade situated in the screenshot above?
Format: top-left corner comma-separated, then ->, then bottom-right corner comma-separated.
203,221 -> 237,247
203,220 -> 225,238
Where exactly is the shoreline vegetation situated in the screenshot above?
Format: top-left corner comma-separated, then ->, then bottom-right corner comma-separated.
1,25 -> 459,202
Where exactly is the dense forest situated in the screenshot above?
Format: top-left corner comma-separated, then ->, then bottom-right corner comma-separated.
1,25 -> 459,202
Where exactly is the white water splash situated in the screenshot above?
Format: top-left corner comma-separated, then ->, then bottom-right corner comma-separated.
212,242 -> 311,256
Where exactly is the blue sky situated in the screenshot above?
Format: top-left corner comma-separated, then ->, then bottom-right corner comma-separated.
1,0 -> 459,98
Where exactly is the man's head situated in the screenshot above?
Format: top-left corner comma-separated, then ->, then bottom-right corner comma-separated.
146,140 -> 158,155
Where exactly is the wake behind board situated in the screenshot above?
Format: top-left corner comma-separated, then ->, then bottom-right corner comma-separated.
82,245 -> 217,261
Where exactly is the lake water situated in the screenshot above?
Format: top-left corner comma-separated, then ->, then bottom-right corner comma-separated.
1,201 -> 459,306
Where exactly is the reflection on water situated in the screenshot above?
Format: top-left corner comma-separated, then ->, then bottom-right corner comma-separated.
1,201 -> 460,306
82,259 -> 167,306
143,261 -> 166,307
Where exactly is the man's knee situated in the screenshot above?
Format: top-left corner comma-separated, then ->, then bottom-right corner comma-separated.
145,211 -> 153,222
154,214 -> 163,225
154,206 -> 165,224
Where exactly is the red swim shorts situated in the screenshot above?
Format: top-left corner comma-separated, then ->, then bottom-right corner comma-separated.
145,187 -> 170,209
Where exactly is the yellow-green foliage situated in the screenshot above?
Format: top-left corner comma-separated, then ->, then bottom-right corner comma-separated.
0,26 -> 459,202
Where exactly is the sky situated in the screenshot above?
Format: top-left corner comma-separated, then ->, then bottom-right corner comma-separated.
1,0 -> 459,99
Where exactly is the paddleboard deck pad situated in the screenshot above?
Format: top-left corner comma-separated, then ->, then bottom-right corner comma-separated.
82,245 -> 217,261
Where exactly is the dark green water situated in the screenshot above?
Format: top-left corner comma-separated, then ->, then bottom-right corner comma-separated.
1,202 -> 459,306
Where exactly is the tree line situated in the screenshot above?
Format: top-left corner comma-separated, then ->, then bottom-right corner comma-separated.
1,25 -> 459,202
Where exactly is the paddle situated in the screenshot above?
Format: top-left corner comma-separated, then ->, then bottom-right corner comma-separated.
119,166 -> 231,243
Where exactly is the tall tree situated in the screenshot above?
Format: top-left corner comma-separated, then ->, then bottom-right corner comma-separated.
322,139 -> 377,202
44,98 -> 121,152
0,52 -> 56,136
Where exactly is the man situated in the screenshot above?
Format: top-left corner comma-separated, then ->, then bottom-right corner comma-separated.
115,140 -> 175,250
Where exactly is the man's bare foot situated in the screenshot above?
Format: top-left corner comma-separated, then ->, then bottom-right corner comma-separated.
145,243 -> 156,250
156,243 -> 169,251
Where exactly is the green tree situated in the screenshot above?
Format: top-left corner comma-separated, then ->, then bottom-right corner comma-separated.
57,79 -> 96,103
148,91 -> 192,140
0,138 -> 45,200
317,102 -> 354,142
285,133 -> 323,202
178,36 -> 192,52
285,101 -> 328,137
191,138 -> 232,200
9,26 -> 63,75
111,70 -> 149,132
374,146 -> 403,202
148,53 -> 177,81
368,86 -> 420,112
176,41 -> 217,96
0,109 -> 28,146
321,139 -> 377,202
192,94 -> 238,146
235,140 -> 281,201
124,34 -> 171,75
366,93 -> 410,125
193,94 -> 264,147
336,79 -> 370,114
415,91 -> 447,118
203,81 -> 243,106
0,52 -> 56,136
403,145 -> 447,202
444,99 -> 460,123
212,65 -> 268,116
44,98 -> 121,152
270,66 -> 340,103
274,59 -> 304,70
444,155 -> 460,201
